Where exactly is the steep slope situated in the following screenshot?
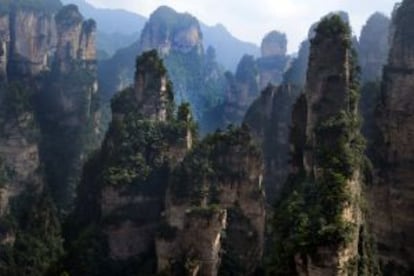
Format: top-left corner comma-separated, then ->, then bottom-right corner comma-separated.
257,31 -> 290,90
370,1 -> 414,273
67,49 -> 265,276
34,4 -> 99,211
269,15 -> 375,275
358,12 -> 390,83
358,12 -> 390,160
156,125 -> 265,275
0,0 -> 97,223
244,84 -> 301,203
61,0 -> 146,56
65,50 -> 194,275
0,1 -> 98,274
202,54 -> 259,133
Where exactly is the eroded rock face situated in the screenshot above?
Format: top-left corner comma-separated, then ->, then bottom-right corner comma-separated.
269,15 -> 372,276
139,6 -> 203,56
261,30 -> 287,57
156,126 -> 265,275
55,4 -> 96,73
0,4 -> 95,79
257,31 -> 289,90
0,2 -> 95,273
358,12 -> 390,82
31,5 -> 99,211
302,16 -> 361,275
244,84 -> 301,202
101,51 -> 182,260
69,52 -> 194,275
133,50 -> 172,121
204,55 -> 259,132
371,1 -> 414,273
8,10 -> 57,77
0,3 -> 98,213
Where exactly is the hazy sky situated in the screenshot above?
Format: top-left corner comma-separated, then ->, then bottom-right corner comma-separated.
85,0 -> 397,53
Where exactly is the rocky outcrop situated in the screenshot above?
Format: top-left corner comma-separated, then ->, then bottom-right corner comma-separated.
358,14 -> 390,163
257,31 -> 290,89
370,1 -> 414,273
269,15 -> 372,275
55,4 -> 96,73
358,12 -> 390,82
7,10 -> 56,77
68,50 -> 265,275
226,55 -> 259,119
67,51 -> 194,275
261,31 -> 287,58
156,126 -> 265,275
244,84 -> 301,203
300,15 -> 362,275
283,12 -> 350,89
157,208 -> 227,275
0,2 -> 97,274
99,51 -> 187,261
0,3 -> 94,79
0,1 -> 87,234
30,4 -> 99,211
139,6 -> 203,56
203,55 -> 259,132
133,50 -> 172,121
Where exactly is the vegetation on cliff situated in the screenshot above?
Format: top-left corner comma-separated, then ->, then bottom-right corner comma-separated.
268,15 -> 373,275
59,50 -> 197,276
0,195 -> 63,276
161,124 -> 264,275
170,124 -> 260,203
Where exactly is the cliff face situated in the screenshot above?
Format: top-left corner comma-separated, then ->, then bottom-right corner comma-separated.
301,16 -> 362,275
69,50 -> 265,275
67,51 -> 193,275
270,15 -> 373,275
55,4 -> 96,73
0,3 -> 99,273
203,55 -> 259,133
357,13 -> 390,163
101,51 -> 181,261
358,12 -> 390,83
0,3 -> 94,80
244,84 -> 301,203
139,6 -> 203,56
257,31 -> 290,90
30,4 -> 99,211
7,10 -> 56,77
156,126 -> 265,275
0,1 -> 97,227
133,51 -> 172,121
0,83 -> 42,223
370,1 -> 414,273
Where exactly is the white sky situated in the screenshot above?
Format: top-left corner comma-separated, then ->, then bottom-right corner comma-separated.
85,0 -> 398,53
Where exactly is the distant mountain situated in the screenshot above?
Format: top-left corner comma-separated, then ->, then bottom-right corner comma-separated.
61,0 -> 146,56
63,0 -> 259,69
201,23 -> 260,71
